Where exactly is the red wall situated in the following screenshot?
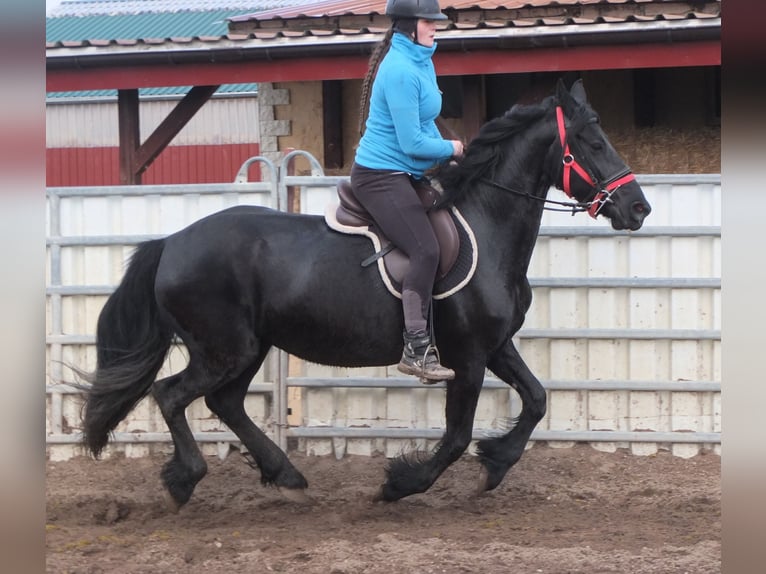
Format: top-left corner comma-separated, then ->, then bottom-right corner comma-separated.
46,143 -> 261,186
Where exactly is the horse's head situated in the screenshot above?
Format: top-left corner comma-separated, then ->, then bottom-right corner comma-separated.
552,79 -> 651,230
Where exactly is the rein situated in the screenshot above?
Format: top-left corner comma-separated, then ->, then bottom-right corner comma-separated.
478,177 -> 593,215
478,104 -> 635,217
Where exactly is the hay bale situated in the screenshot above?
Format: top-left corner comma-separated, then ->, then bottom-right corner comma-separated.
608,127 -> 719,174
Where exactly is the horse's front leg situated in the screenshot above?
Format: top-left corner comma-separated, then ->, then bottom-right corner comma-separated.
375,364 -> 486,502
478,338 -> 547,492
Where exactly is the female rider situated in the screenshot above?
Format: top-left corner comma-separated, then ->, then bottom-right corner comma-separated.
350,0 -> 463,383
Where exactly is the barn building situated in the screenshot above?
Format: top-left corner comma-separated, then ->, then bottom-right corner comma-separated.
45,0 -> 316,185
46,1 -> 721,461
47,0 -> 721,185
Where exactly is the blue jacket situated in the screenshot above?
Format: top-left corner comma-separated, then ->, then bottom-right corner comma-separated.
354,32 -> 454,178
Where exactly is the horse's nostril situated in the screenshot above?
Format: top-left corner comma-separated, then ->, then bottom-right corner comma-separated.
632,202 -> 651,216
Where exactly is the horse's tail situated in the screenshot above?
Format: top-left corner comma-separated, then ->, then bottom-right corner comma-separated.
82,238 -> 173,458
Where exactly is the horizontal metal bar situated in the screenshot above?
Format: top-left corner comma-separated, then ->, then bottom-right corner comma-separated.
46,277 -> 721,297
286,427 -> 721,444
286,377 -> 454,389
45,428 -> 721,446
45,328 -> 721,346
46,285 -> 116,296
283,176 -> 347,187
45,175 -> 718,204
47,235 -> 161,247
46,335 -> 95,345
44,379 -> 720,395
44,175 -> 719,200
537,226 -> 720,237
45,227 -> 721,248
634,174 -> 720,185
46,183 -> 273,198
280,174 -> 720,188
533,430 -> 720,444
527,277 -> 720,288
46,431 -> 241,444
537,379 -> 721,392
287,377 -> 720,393
45,382 -> 274,395
518,328 -> 720,340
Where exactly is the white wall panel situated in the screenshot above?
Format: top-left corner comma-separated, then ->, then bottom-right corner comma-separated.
47,97 -> 260,148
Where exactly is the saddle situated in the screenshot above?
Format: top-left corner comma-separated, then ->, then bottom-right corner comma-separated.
324,179 -> 478,300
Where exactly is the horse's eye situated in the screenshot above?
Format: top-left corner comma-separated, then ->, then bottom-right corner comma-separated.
578,134 -> 604,151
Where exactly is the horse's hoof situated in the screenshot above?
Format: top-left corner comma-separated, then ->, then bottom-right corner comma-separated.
474,467 -> 490,497
372,485 -> 397,503
372,486 -> 385,503
277,487 -> 314,505
163,490 -> 182,514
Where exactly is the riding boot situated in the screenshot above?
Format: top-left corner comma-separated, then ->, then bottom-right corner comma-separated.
397,329 -> 455,384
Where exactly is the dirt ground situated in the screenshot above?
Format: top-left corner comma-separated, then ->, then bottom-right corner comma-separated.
46,443 -> 720,574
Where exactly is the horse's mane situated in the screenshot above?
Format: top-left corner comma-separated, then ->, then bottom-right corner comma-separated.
434,96 -> 556,207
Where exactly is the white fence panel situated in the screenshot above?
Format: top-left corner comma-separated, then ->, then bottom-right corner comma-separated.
46,158 -> 279,460
289,173 -> 721,459
45,159 -> 721,462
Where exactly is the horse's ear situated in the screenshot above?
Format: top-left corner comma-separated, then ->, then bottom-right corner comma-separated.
570,79 -> 587,105
556,78 -> 576,113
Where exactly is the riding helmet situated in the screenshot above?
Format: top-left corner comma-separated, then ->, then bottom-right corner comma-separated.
385,0 -> 448,20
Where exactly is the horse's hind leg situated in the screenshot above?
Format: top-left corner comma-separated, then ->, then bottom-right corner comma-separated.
152,350 -> 262,510
152,364 -> 212,510
478,338 -> 547,492
204,354 -> 308,499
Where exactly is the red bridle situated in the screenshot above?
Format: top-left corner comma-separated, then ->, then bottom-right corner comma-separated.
556,106 -> 636,218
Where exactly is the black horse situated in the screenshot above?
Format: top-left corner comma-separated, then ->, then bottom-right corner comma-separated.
81,80 -> 650,509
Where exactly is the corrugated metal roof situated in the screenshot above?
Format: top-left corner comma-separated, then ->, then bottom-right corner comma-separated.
46,1 -> 285,97
47,0 -> 721,47
47,84 -> 258,100
47,0 -> 316,18
228,0 -> 720,23
46,1 -> 319,42
46,0 -> 721,92
230,0 -> 515,21
47,10 -> 248,42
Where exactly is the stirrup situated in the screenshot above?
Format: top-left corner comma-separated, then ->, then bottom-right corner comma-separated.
397,343 -> 454,384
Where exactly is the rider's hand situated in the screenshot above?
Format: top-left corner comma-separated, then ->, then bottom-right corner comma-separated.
451,140 -> 464,159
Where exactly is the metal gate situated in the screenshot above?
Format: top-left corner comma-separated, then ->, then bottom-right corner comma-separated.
45,153 -> 721,461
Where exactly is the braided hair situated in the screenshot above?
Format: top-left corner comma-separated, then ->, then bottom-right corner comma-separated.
357,18 -> 419,137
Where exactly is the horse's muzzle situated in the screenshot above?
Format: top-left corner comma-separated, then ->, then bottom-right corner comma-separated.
604,196 -> 652,231
626,199 -> 651,230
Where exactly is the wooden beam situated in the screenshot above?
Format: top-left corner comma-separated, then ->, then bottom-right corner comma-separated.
322,80 -> 343,170
633,69 -> 657,127
46,41 -> 721,92
117,89 -> 140,185
433,42 -> 721,77
133,85 -> 219,177
461,75 -> 485,144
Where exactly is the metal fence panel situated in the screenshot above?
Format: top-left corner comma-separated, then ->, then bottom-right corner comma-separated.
286,168 -> 721,459
45,154 -> 721,461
